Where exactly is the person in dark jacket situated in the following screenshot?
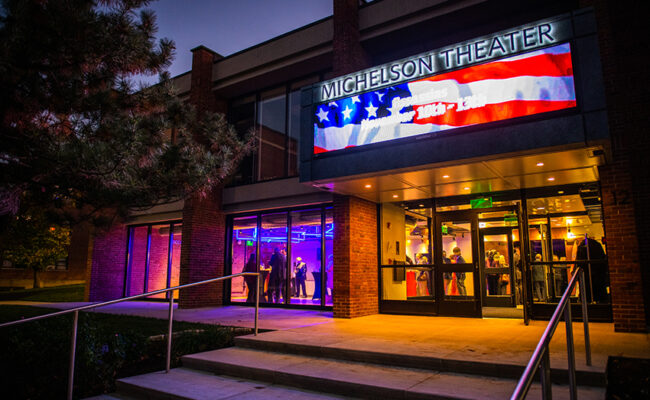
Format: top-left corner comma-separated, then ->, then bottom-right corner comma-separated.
242,253 -> 258,303
576,237 -> 608,303
294,257 -> 307,298
268,248 -> 286,303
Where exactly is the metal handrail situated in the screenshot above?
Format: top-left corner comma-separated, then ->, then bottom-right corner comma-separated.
510,266 -> 591,400
0,272 -> 261,400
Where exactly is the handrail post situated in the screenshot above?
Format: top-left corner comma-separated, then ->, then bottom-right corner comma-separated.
166,290 -> 175,373
579,269 -> 592,366
67,310 -> 79,400
540,348 -> 553,400
565,299 -> 577,400
255,273 -> 259,336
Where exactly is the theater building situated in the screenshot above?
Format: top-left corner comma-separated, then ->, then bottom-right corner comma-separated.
84,0 -> 649,332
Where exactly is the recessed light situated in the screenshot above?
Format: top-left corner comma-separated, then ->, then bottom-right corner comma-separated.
463,187 -> 470,191
536,162 -> 544,167
536,207 -> 545,210
547,177 -> 555,181
419,204 -> 424,207
364,184 -> 372,188
442,175 -> 450,179
392,194 -> 398,198
558,190 -> 564,194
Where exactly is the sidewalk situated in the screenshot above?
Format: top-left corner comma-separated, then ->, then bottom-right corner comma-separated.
4,300 -> 649,372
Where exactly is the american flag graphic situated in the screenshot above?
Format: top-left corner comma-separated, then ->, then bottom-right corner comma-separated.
314,43 -> 576,154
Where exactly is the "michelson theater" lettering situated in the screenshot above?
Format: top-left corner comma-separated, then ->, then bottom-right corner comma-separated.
316,19 -> 569,103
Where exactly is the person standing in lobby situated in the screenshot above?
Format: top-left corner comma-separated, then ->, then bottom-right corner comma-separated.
268,248 -> 286,303
451,247 -> 467,296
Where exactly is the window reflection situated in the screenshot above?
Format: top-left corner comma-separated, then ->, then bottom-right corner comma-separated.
289,209 -> 321,305
230,216 -> 258,303
527,187 -> 609,304
441,221 -> 474,297
258,88 -> 287,181
261,213 -> 288,304
124,222 -> 182,299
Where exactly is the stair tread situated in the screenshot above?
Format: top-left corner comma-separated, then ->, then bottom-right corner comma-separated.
183,347 -> 605,400
117,367 -> 348,400
234,333 -> 604,374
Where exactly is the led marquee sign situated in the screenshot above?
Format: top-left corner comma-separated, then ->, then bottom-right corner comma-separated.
313,42 -> 576,154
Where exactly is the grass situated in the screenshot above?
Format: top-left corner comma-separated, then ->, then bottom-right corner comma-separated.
0,283 -> 85,302
0,305 -> 251,399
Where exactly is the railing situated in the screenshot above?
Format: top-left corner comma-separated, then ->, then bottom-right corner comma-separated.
510,263 -> 592,400
0,272 -> 260,400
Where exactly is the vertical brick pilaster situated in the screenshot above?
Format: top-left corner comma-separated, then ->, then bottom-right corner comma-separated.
88,224 -> 127,301
333,0 -> 371,76
179,187 -> 225,308
333,195 -> 378,318
600,160 -> 646,332
581,0 -> 649,332
179,45 -> 227,309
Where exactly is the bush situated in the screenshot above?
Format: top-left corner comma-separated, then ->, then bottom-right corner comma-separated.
0,307 -> 247,399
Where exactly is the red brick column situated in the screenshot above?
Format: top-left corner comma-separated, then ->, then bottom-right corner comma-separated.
333,0 -> 371,76
599,159 -> 646,332
333,195 -> 378,318
581,0 -> 649,331
87,224 -> 127,301
179,187 -> 225,308
178,45 -> 226,308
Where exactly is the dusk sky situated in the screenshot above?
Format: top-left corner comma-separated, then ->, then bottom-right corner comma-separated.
140,0 -> 332,84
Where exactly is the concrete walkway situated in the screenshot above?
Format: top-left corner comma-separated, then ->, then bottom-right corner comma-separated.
4,300 -> 649,373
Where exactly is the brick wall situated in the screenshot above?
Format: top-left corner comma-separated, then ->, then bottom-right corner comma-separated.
333,0 -> 371,76
179,188 -> 225,308
88,224 -> 127,301
333,195 -> 378,318
177,46 -> 227,308
582,0 -> 649,331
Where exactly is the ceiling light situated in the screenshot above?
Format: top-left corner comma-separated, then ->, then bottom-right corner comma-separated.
536,207 -> 545,210
392,194 -> 398,198
536,162 -> 544,167
364,184 -> 372,188
442,175 -> 450,179
419,204 -> 424,207
463,187 -> 470,191
558,190 -> 564,194
547,177 -> 555,181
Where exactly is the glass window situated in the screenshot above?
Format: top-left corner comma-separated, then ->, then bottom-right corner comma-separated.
127,226 -> 148,296
483,233 -> 511,297
441,220 -> 474,297
228,95 -> 256,185
146,224 -> 171,299
260,212 -> 288,303
380,203 -> 433,301
289,209 -> 321,305
325,208 -> 334,306
287,89 -> 301,177
169,224 -> 181,299
230,216 -> 258,303
526,186 -> 609,304
125,222 -> 182,299
258,88 -> 287,181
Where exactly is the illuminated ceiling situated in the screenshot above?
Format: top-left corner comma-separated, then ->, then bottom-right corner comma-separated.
310,147 -> 604,202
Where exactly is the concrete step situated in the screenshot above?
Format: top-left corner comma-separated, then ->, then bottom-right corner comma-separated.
234,335 -> 605,387
115,367 -> 350,400
182,347 -> 605,400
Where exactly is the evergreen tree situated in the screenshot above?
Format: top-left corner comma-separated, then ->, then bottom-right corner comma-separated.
0,0 -> 253,228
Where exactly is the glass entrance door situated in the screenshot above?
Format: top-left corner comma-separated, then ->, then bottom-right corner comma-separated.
435,211 -> 480,317
479,228 -> 516,307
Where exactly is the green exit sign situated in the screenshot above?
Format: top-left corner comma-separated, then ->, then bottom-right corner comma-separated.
471,197 -> 493,209
246,240 -> 254,246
